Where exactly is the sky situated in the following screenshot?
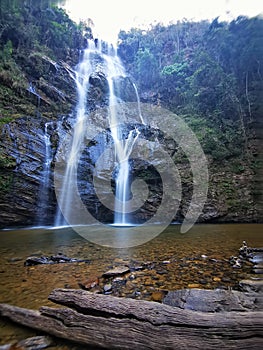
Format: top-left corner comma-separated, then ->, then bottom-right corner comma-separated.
62,0 -> 263,44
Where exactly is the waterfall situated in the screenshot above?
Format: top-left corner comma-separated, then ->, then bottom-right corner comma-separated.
37,122 -> 52,226
27,82 -> 41,108
55,41 -> 96,226
55,39 -> 143,226
103,50 -> 141,225
113,128 -> 140,225
133,82 -> 145,125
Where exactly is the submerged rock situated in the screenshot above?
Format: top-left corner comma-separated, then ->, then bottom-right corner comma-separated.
103,283 -> 112,294
79,277 -> 100,290
102,266 -> 130,277
24,254 -> 90,266
239,279 -> 263,293
150,290 -> 167,302
0,336 -> 52,350
16,336 -> 52,350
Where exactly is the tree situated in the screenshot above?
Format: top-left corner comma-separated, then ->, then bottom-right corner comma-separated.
135,48 -> 159,89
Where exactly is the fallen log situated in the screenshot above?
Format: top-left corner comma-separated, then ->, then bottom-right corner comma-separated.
0,288 -> 263,349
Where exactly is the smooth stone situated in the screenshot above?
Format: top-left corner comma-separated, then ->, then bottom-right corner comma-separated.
79,277 -> 99,290
129,265 -> 144,271
213,277 -> 221,282
0,345 -> 12,350
129,274 -> 136,280
249,254 -> 263,264
199,279 -> 208,285
114,258 -> 125,264
13,336 -> 53,350
102,266 -> 130,277
239,279 -> 263,292
180,263 -> 189,268
103,284 -> 112,293
112,277 -> 125,282
156,269 -> 168,275
187,283 -> 200,288
151,291 -> 166,302
144,279 -> 153,286
222,277 -> 231,283
8,257 -> 23,262
24,256 -> 52,266
254,264 -> 263,269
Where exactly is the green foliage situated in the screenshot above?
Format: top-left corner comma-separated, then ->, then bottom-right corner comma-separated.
0,116 -> 14,125
0,173 -> 13,193
182,114 -> 243,160
0,0 -> 86,59
0,0 -> 90,118
119,17 -> 263,118
135,48 -> 159,89
2,40 -> 13,61
119,16 -> 263,162
161,62 -> 188,76
0,153 -> 16,168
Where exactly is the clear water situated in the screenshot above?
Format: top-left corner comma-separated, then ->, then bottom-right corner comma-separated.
0,223 -> 262,348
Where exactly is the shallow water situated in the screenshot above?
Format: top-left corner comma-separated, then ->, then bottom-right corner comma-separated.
0,223 -> 262,348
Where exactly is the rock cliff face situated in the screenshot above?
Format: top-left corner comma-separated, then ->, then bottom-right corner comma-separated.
0,117 -> 41,226
0,108 -> 258,228
0,117 -> 54,226
0,55 -> 260,228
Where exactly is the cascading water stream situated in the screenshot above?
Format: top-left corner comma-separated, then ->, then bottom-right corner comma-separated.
55,40 -> 144,226
55,42 -> 96,226
103,52 -> 141,224
37,122 -> 52,226
133,82 -> 144,125
113,128 -> 140,225
27,82 -> 41,109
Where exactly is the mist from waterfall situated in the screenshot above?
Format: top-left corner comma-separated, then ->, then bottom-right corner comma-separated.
55,40 -> 143,226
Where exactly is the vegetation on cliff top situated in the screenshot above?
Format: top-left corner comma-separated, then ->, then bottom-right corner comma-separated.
118,16 -> 263,159
0,0 -> 91,119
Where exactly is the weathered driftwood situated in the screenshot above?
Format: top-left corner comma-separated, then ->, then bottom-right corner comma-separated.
0,288 -> 263,349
